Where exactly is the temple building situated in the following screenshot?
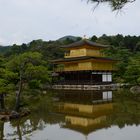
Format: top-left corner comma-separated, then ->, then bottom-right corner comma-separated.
52,39 -> 117,85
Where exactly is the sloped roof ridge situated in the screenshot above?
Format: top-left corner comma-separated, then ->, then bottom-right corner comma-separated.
51,56 -> 118,63
61,39 -> 108,48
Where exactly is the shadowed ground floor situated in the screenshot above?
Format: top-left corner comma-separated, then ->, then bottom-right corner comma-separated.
52,70 -> 113,85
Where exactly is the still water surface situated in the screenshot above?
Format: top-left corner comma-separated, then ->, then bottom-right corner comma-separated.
1,90 -> 140,140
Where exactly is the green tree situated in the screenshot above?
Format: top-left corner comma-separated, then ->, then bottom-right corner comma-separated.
134,41 -> 140,52
124,53 -> 140,85
10,43 -> 28,55
0,79 -> 15,110
90,35 -> 97,42
7,52 -> 50,112
0,56 -> 16,110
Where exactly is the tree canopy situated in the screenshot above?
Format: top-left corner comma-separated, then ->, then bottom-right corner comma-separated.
6,52 -> 51,111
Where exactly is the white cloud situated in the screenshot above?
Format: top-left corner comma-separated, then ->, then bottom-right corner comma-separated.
0,0 -> 139,45
0,37 -> 7,45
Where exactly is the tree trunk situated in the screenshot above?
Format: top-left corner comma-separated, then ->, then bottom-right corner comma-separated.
15,70 -> 23,112
0,121 -> 4,140
0,94 -> 5,111
17,124 -> 22,140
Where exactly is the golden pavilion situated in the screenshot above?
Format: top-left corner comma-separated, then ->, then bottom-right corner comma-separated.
52,39 -> 117,84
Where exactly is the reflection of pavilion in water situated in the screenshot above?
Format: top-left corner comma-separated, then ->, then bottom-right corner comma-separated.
54,91 -> 113,137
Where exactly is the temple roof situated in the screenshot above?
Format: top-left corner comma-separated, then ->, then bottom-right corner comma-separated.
51,56 -> 117,63
61,39 -> 108,49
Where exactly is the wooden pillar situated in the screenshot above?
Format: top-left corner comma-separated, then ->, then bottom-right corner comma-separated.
64,72 -> 66,84
90,71 -> 92,85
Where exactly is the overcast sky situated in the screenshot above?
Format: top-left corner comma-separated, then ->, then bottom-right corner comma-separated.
0,0 -> 139,45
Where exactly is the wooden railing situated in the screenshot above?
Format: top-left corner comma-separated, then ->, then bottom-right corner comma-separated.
53,80 -> 113,85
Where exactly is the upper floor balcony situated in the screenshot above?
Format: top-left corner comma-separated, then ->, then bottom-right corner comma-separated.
64,48 -> 105,59
64,52 -> 71,58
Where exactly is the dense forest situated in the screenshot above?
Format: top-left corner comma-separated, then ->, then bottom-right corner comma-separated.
0,34 -> 140,112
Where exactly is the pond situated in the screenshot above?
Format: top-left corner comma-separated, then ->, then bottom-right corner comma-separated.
1,90 -> 140,140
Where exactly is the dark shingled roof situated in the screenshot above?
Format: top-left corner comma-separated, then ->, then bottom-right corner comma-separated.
51,56 -> 118,63
61,39 -> 108,48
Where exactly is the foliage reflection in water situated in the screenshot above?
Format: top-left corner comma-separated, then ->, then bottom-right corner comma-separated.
1,90 -> 140,140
